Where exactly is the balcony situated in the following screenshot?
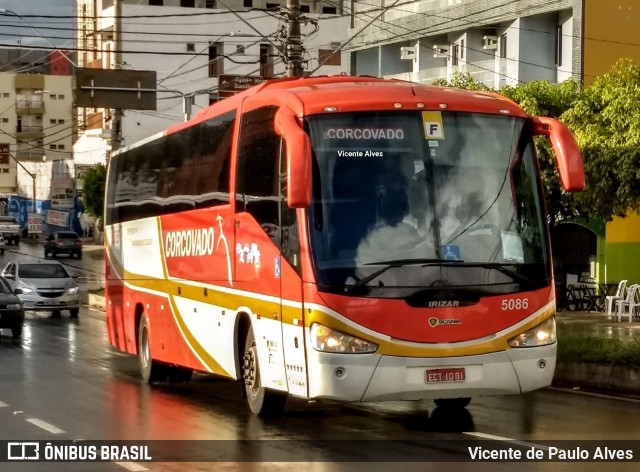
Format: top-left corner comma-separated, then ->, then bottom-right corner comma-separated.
16,125 -> 44,139
384,66 -> 448,84
15,99 -> 44,114
15,148 -> 45,160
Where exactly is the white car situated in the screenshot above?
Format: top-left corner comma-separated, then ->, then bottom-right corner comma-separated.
1,260 -> 80,317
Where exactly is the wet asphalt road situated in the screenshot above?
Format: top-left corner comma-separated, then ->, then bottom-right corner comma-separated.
0,243 -> 639,471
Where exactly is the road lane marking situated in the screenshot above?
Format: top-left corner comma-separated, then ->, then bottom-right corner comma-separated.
464,431 -> 550,450
26,418 -> 65,434
115,462 -> 148,471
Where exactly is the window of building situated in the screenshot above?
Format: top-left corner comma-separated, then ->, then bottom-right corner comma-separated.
1,168 -> 9,173
301,5 -> 310,12
50,119 -> 57,124
58,94 -> 65,99
149,0 -> 164,6
58,119 -> 64,124
208,43 -> 224,77
555,25 -> 563,67
180,0 -> 195,7
50,144 -> 58,150
244,0 -> 253,7
205,0 -> 216,7
1,118 -> 8,123
322,6 -> 337,14
51,95 -> 57,100
451,44 -> 459,66
260,44 -> 273,77
2,93 -> 9,98
318,49 -> 341,66
58,144 -> 65,150
186,43 -> 195,52
500,33 -> 507,59
460,39 -> 464,60
266,3 -> 279,10
236,45 -> 245,55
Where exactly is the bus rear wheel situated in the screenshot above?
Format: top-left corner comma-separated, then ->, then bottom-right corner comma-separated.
139,316 -> 168,382
242,327 -> 286,416
434,397 -> 471,409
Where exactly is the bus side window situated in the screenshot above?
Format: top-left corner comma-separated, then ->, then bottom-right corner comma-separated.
236,106 -> 280,237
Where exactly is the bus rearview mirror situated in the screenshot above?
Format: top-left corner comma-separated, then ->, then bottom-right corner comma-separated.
532,117 -> 585,192
274,108 -> 312,208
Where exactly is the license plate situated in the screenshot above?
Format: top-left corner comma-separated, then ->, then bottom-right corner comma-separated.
426,367 -> 466,383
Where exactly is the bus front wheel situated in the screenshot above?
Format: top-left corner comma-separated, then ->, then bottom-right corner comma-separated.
434,397 -> 471,409
243,327 -> 287,416
139,316 -> 168,382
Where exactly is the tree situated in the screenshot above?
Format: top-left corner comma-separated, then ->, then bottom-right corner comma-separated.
82,164 -> 107,218
562,59 -> 640,221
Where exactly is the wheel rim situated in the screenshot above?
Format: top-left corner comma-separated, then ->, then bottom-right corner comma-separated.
243,340 -> 260,398
141,326 -> 150,368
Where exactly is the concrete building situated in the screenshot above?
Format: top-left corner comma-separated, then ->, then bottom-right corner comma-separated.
349,0 -> 579,87
0,72 -> 74,211
74,0 -> 350,158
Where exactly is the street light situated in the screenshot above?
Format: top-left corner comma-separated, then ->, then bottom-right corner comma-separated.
0,9 -> 78,68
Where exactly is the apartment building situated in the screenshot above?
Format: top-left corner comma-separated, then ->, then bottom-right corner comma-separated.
74,0 -> 349,158
349,0 -> 580,87
0,72 -> 74,209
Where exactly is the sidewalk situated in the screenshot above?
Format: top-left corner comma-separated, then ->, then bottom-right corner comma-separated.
556,309 -> 640,344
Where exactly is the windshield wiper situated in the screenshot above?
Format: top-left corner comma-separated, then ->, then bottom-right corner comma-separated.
345,259 -> 448,293
420,261 -> 537,287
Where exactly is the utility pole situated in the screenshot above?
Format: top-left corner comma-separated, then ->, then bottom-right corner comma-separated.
111,0 -> 123,152
285,0 -> 304,77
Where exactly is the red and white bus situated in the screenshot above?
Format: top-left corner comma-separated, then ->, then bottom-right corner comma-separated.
104,76 -> 584,416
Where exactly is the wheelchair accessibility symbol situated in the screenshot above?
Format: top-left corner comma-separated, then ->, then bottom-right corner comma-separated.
442,245 -> 461,261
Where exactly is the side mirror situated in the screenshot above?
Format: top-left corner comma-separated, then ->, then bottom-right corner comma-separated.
532,116 -> 585,192
274,107 -> 312,208
13,288 -> 22,295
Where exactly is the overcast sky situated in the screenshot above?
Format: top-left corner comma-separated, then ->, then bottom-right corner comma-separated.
0,0 -> 75,48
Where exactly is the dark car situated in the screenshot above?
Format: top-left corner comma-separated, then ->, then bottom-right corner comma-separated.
44,232 -> 83,259
0,275 -> 25,339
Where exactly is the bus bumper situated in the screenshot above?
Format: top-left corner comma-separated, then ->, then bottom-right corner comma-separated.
306,344 -> 556,401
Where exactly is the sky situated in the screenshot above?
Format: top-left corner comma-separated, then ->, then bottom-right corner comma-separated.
0,0 -> 75,48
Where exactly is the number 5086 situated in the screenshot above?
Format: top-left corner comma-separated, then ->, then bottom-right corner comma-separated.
501,298 -> 529,310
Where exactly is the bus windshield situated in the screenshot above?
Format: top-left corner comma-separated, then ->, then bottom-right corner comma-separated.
306,111 -> 549,297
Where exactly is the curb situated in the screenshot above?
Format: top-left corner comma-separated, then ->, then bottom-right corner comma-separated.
553,362 -> 640,395
83,293 -> 106,311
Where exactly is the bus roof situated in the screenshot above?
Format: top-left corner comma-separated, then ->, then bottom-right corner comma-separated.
166,75 -> 527,135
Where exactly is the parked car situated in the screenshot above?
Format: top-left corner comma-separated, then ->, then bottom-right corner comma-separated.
0,275 -> 24,338
44,231 -> 83,259
0,233 -> 5,255
1,260 -> 80,318
0,215 -> 20,245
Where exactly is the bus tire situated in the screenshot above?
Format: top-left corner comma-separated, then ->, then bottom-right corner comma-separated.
243,326 -> 287,416
139,315 -> 168,382
433,397 -> 471,409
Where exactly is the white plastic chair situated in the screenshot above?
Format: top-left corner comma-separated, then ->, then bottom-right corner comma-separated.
605,280 -> 628,316
615,283 -> 640,322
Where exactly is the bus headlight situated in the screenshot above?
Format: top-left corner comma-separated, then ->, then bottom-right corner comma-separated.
508,317 -> 556,348
310,323 -> 378,353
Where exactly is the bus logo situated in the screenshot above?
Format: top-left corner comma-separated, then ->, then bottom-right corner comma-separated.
428,317 -> 462,327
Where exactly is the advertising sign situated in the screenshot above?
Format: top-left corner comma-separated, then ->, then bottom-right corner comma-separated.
47,210 -> 69,227
28,214 -> 43,234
